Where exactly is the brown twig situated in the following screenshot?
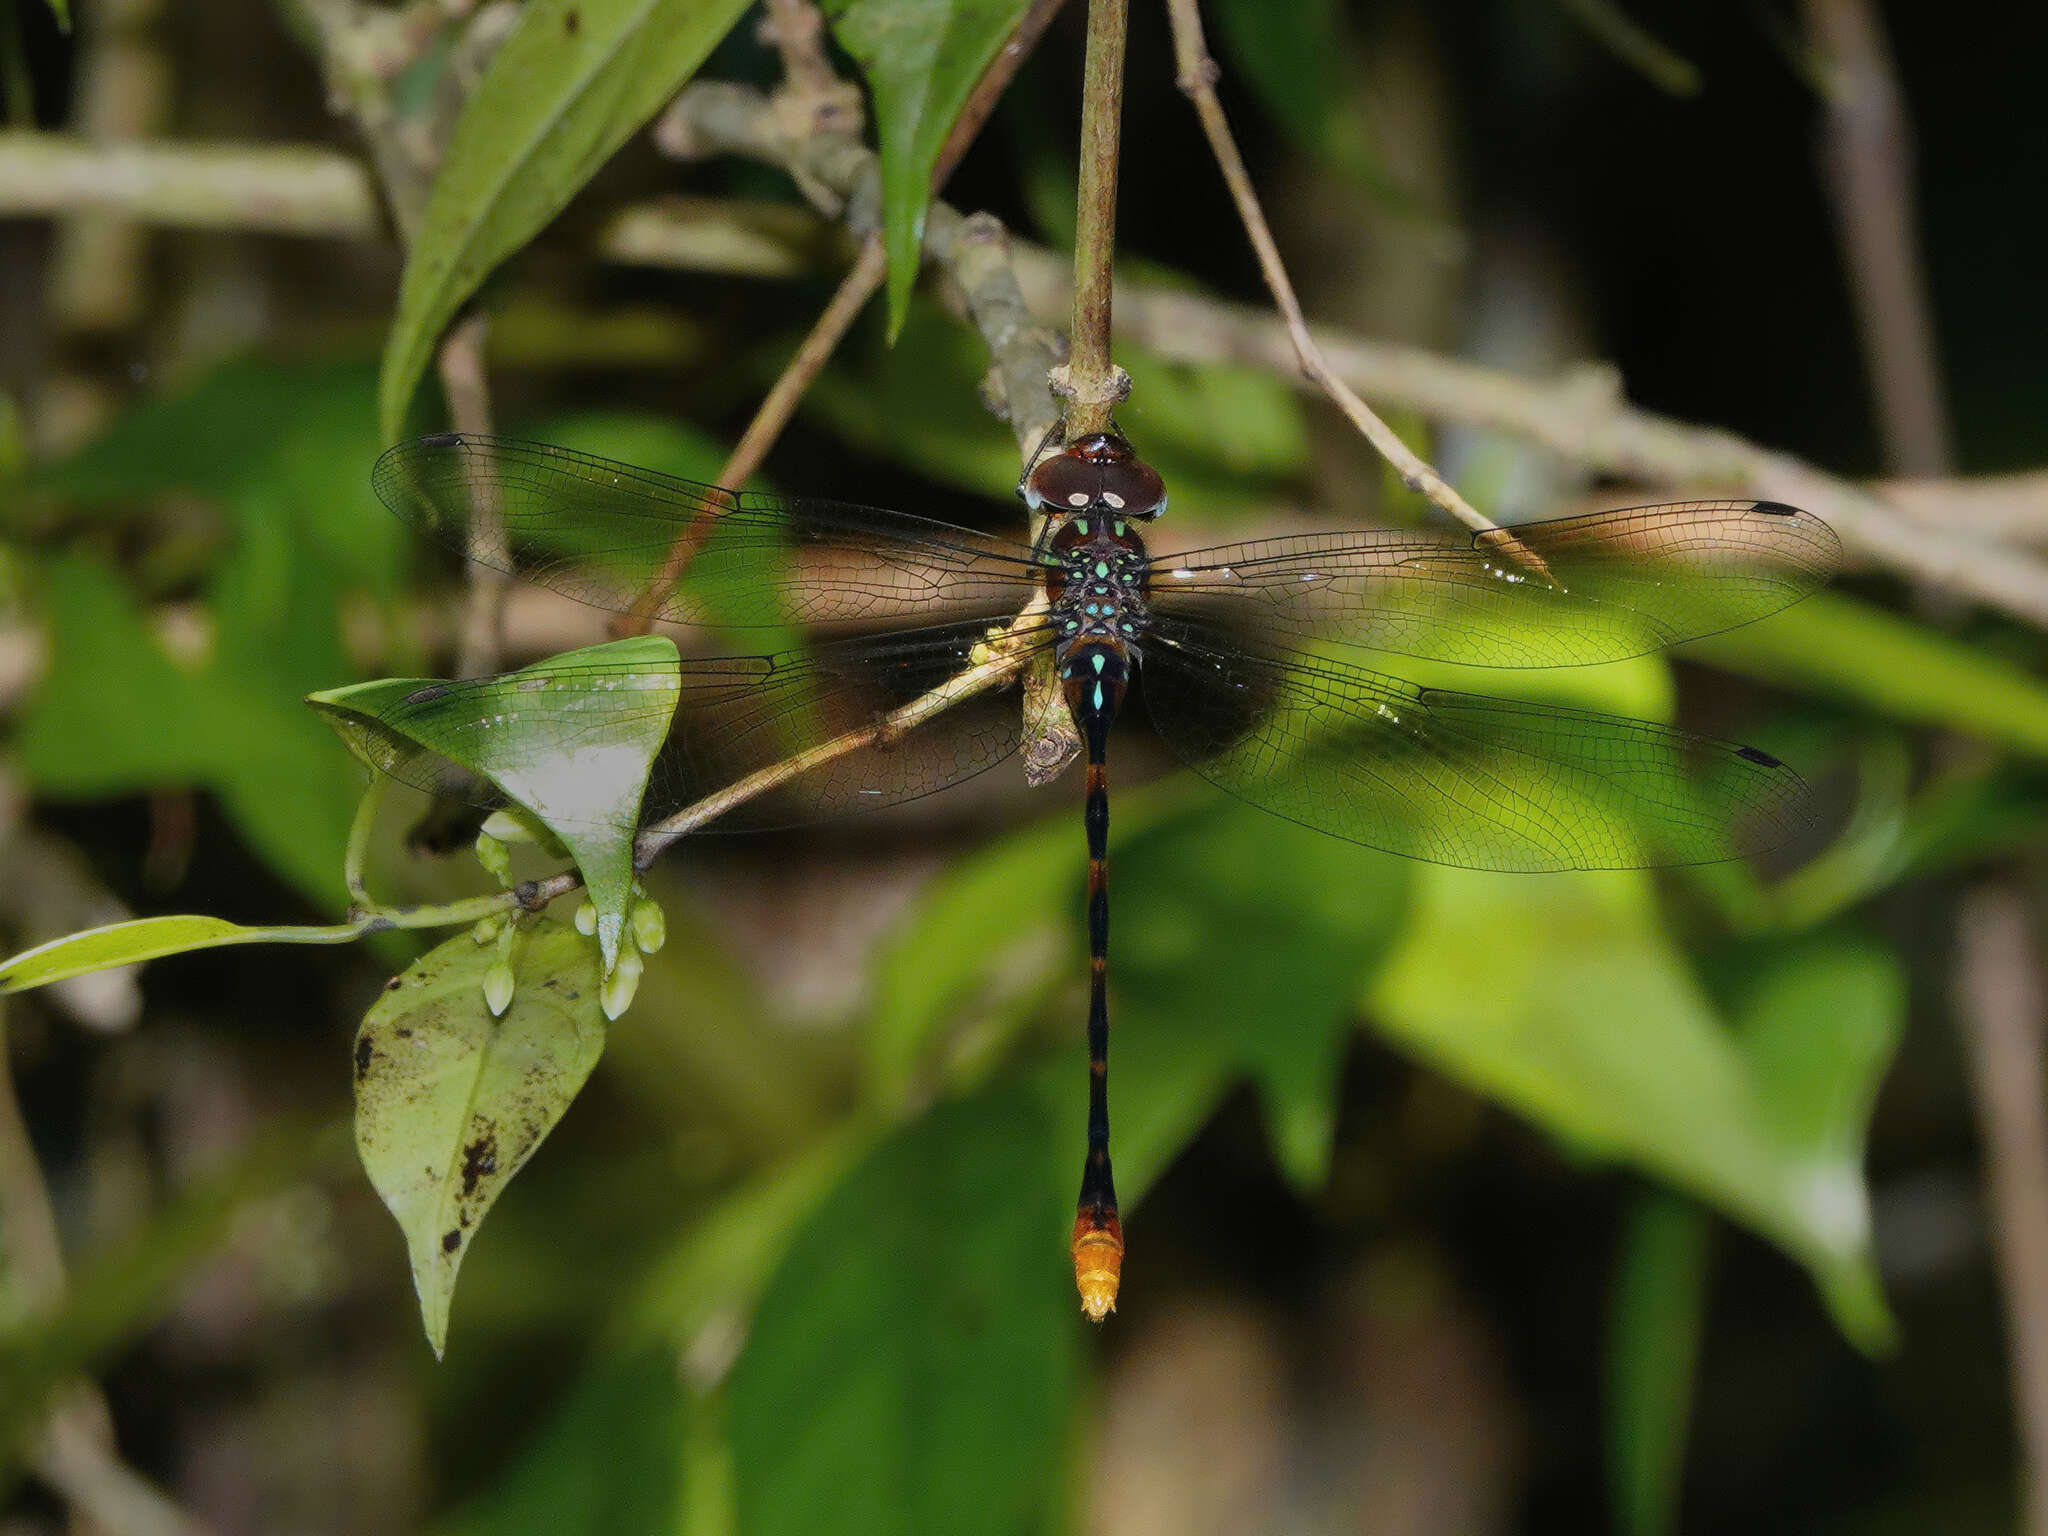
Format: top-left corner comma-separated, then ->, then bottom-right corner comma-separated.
7,122 -> 2048,623
45,0 -> 170,334
618,0 -> 1070,638
618,234 -> 890,636
1158,0 -> 1551,579
656,60 -> 1082,772
997,247 -> 2048,627
1058,0 -> 1130,436
0,132 -> 383,234
1,1010 -> 209,1534
1802,0 -> 1952,476
1955,885 -> 2048,1536
435,312 -> 509,679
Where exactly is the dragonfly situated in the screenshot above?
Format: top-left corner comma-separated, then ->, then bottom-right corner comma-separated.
364,429 -> 1839,1321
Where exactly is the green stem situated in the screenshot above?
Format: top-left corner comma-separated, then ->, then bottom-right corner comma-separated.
342,773 -> 388,908
1064,0 -> 1129,436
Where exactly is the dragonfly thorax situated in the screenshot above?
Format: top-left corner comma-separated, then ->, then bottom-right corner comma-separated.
1046,513 -> 1150,651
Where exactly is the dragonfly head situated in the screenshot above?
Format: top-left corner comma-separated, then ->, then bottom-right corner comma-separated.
1022,432 -> 1168,521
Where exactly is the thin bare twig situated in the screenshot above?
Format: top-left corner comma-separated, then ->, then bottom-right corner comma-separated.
1,1010 -> 210,1534
718,230 -> 886,489
619,234 -> 890,636
995,248 -> 2048,627
1159,0 -> 1552,578
0,131 -> 382,234
1955,885 -> 2048,1536
1802,0 -> 1952,477
45,0 -> 170,334
8,121 -> 2048,622
436,312 -> 509,679
1555,0 -> 1700,97
39,1384 -> 207,1536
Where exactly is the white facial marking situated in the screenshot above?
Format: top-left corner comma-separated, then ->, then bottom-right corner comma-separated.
1066,491 -> 1091,508
1101,492 -> 1125,509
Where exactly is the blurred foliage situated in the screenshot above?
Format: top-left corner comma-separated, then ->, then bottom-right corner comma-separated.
1,0 -> 2043,1533
378,0 -> 753,436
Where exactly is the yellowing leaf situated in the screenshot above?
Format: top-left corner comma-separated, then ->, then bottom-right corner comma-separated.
354,920 -> 607,1355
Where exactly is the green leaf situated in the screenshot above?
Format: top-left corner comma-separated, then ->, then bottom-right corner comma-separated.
21,363 -> 401,902
1602,933 -> 1902,1532
1366,869 -> 1897,1349
18,553 -> 364,904
862,781 -> 1203,1110
820,0 -> 1035,335
618,1128 -> 872,1348
37,359 -> 402,598
436,1351 -> 688,1536
354,920 -> 607,1356
1116,801 -> 1411,1194
728,1084 -> 1076,1536
1605,1192 -> 1711,1536
1685,590 -> 2048,761
379,0 -> 753,438
1718,932 -> 1903,1348
0,915 -> 365,996
309,636 -> 681,971
864,814 -> 1071,1107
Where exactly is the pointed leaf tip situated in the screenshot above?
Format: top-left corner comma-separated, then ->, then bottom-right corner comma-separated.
820,0 -> 1038,336
353,920 -> 606,1353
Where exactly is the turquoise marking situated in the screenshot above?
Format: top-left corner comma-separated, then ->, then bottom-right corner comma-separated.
1092,682 -> 1104,710
1094,561 -> 1109,577
1113,521 -> 1125,537
1091,653 -> 1106,673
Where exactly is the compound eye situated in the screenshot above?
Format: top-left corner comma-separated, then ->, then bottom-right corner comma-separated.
1097,459 -> 1167,518
1024,453 -> 1099,512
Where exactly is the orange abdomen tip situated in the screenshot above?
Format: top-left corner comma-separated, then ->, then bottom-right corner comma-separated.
1071,1211 -> 1124,1322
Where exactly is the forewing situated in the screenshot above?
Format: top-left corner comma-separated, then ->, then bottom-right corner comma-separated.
647,618 -> 1059,831
1139,621 -> 1814,871
1145,500 -> 1839,668
332,621 -> 1055,836
373,434 -> 1047,630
